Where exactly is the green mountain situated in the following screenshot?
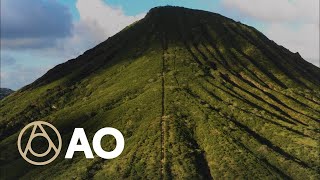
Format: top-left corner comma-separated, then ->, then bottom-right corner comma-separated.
0,88 -> 14,100
1,6 -> 319,179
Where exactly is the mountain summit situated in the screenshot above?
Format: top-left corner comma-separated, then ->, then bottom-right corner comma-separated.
1,6 -> 319,179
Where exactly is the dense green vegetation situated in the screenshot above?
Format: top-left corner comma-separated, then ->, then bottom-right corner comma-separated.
0,6 -> 319,179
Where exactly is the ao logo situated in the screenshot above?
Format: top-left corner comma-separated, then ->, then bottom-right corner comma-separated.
17,121 -> 62,165
17,121 -> 124,165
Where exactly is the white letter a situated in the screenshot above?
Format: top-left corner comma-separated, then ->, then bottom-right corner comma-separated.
65,128 -> 94,159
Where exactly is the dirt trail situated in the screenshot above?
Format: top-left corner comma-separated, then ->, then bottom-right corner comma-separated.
160,33 -> 167,180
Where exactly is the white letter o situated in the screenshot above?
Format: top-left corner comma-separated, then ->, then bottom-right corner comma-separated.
92,127 -> 124,159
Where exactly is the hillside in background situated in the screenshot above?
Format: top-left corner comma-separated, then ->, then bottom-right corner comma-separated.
0,6 -> 319,179
0,88 -> 14,100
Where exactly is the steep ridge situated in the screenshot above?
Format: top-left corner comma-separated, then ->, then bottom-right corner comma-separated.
0,6 -> 319,179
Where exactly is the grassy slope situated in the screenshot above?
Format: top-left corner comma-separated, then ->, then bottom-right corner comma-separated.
1,6 -> 320,179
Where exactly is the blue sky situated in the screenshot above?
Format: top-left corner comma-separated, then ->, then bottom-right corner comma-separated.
1,0 -> 319,90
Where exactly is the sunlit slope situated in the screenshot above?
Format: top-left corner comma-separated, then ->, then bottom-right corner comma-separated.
1,6 -> 319,179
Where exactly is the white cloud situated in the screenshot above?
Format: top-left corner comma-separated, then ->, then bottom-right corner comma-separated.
76,0 -> 145,40
221,0 -> 319,66
222,0 -> 319,23
264,23 -> 319,66
51,0 -> 146,61
0,0 -> 145,90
